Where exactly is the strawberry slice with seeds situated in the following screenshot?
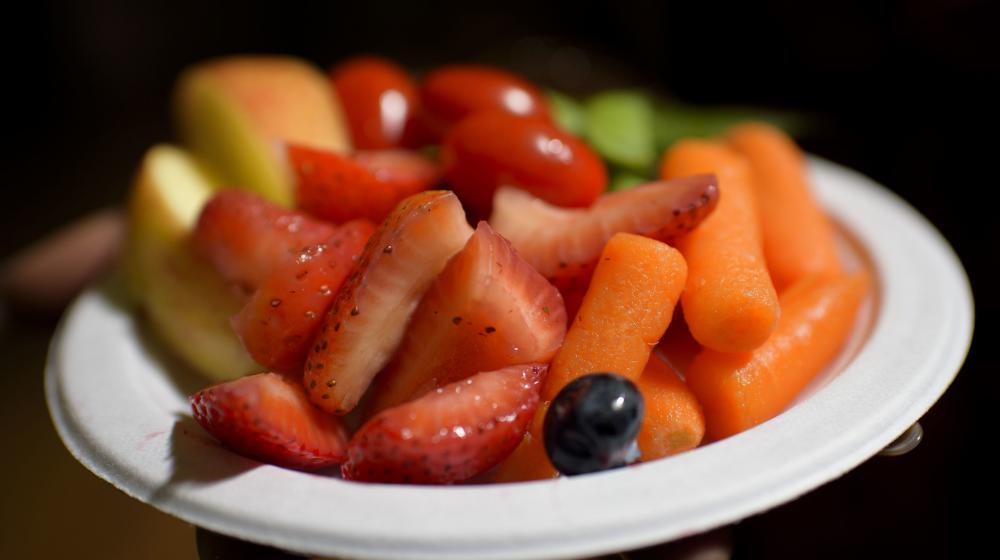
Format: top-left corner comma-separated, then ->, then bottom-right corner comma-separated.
342,363 -> 546,484
367,221 -> 566,415
190,372 -> 349,470
193,190 -> 337,292
305,191 -> 473,414
489,176 -> 719,317
352,150 -> 440,193
231,219 -> 374,374
290,144 -> 441,224
490,176 -> 719,278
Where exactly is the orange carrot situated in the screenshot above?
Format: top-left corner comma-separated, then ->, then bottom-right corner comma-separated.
500,350 -> 709,479
492,405 -> 558,482
543,232 -> 687,401
491,433 -> 556,482
727,123 -> 842,292
636,355 -> 705,460
656,308 -> 702,375
686,272 -> 871,441
659,140 -> 779,353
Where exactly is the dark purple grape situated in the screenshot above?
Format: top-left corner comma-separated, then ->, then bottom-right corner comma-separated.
544,372 -> 644,476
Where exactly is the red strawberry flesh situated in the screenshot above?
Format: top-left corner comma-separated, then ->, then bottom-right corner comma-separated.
231,220 -> 374,374
489,175 -> 719,279
368,221 -> 566,414
192,190 -> 336,292
190,372 -> 349,470
353,150 -> 440,194
342,363 -> 546,484
304,190 -> 473,414
489,175 -> 718,318
290,144 -> 440,224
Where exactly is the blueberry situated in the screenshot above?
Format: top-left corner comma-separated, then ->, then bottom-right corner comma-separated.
543,372 -> 644,476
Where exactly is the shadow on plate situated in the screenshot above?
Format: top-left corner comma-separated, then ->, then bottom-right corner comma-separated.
151,413 -> 344,503
148,415 -> 261,504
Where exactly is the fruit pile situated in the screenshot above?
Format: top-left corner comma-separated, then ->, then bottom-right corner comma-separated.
125,55 -> 869,484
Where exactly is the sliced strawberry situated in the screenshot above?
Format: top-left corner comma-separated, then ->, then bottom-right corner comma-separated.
193,190 -> 336,292
367,221 -> 566,415
305,191 -> 473,414
289,144 -> 441,224
490,176 -> 719,278
231,220 -> 374,374
190,372 -> 349,470
342,363 -> 546,484
489,176 -> 719,317
547,268 -> 595,324
352,150 -> 440,193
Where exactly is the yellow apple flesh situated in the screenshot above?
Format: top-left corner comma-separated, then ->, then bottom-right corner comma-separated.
125,145 -> 258,381
173,56 -> 351,206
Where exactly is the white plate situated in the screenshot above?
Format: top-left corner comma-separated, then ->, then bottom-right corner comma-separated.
46,157 -> 973,560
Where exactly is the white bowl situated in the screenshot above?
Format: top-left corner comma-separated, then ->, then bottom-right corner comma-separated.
45,157 -> 973,560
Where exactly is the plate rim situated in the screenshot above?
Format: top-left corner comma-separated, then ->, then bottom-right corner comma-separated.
45,156 -> 974,560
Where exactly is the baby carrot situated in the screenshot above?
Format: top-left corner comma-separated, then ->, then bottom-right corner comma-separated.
542,232 -> 687,401
656,308 -> 701,375
499,350 -> 708,479
636,355 -> 705,461
727,122 -> 842,292
492,405 -> 558,482
659,140 -> 779,353
686,272 -> 871,441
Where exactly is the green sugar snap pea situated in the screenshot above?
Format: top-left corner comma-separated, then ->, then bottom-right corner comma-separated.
585,90 -> 657,174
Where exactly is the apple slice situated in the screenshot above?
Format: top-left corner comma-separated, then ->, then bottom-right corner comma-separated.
173,56 -> 351,206
125,145 -> 257,381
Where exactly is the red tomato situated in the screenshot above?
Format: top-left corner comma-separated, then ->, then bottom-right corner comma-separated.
442,113 -> 606,217
330,57 -> 419,149
420,65 -> 550,141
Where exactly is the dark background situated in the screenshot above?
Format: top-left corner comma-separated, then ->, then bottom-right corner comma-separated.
1,0 -> 995,557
